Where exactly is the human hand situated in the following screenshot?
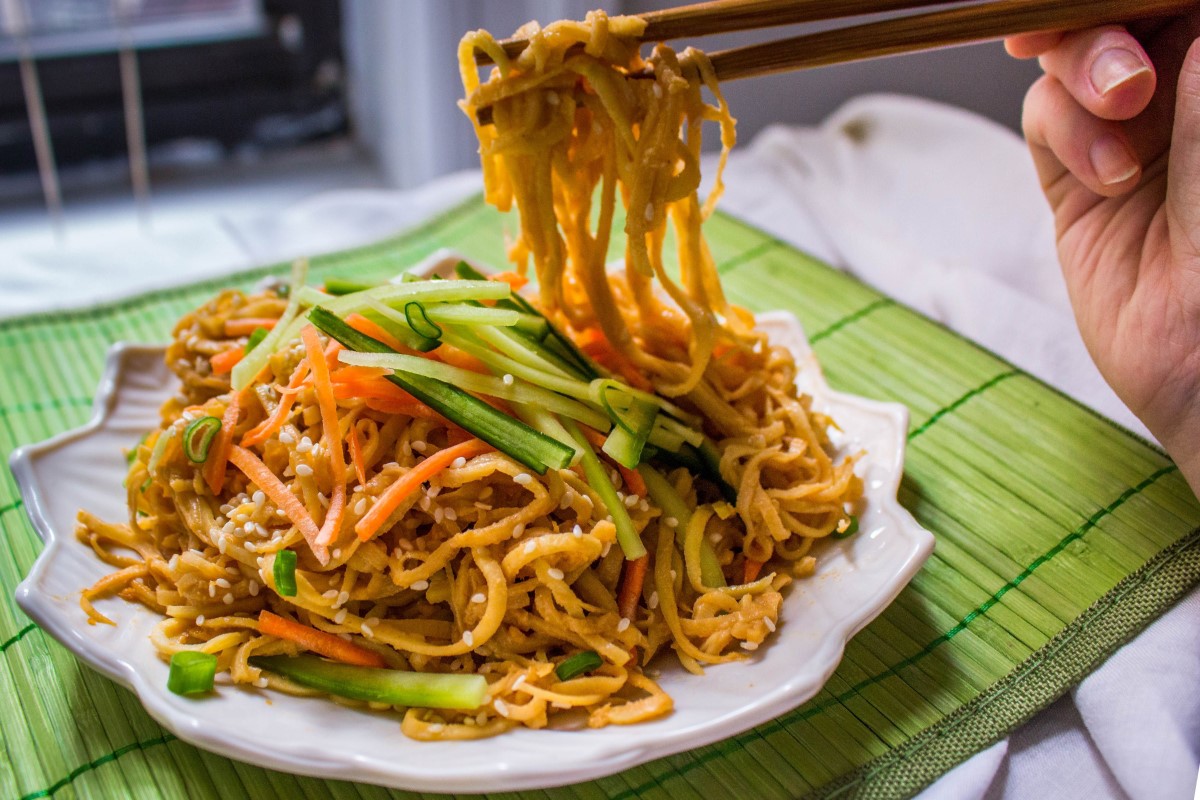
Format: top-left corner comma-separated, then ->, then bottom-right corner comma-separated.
1007,13 -> 1200,491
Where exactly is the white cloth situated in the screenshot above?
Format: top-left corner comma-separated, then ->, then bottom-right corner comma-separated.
2,94 -> 1196,799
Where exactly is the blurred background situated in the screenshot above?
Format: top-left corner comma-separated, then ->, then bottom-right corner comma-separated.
0,0 -> 1042,247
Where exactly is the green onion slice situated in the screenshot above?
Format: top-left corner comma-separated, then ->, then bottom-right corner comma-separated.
404,301 -> 442,340
832,516 -> 859,540
555,650 -> 603,681
273,550 -> 298,596
167,651 -> 217,695
244,326 -> 271,353
182,416 -> 222,464
250,654 -> 487,709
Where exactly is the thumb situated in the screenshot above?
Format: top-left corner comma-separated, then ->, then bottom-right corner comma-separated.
1168,36 -> 1200,253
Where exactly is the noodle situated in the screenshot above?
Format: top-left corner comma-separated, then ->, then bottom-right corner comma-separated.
76,11 -> 863,739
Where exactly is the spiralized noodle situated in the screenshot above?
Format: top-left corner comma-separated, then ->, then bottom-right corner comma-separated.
77,12 -> 862,739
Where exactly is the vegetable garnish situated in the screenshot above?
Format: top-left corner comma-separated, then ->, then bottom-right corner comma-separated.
224,317 -> 278,336
228,446 -> 328,564
182,416 -> 222,463
250,655 -> 487,710
617,554 -> 649,622
209,347 -> 244,375
308,306 -> 573,474
403,301 -> 443,341
167,651 -> 217,695
273,550 -> 298,597
832,516 -> 859,540
257,610 -> 385,668
355,439 -> 493,542
555,650 -> 603,681
244,326 -> 271,352
566,420 -> 646,561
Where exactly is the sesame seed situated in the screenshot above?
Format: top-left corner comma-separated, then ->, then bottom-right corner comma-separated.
323,589 -> 338,599
215,578 -> 231,588
252,490 -> 266,506
512,523 -> 526,537
648,591 -> 659,609
512,675 -> 526,690
332,548 -> 341,558
334,609 -> 348,624
411,580 -> 430,591
361,625 -> 374,639
741,641 -> 760,651
451,457 -> 466,469
444,507 -> 457,521
295,464 -> 314,477
462,631 -> 475,647
652,83 -> 663,99
428,723 -> 444,733
223,592 -> 234,605
297,437 -> 313,453
354,498 -> 367,515
710,532 -> 722,544
502,374 -> 514,386
255,677 -> 269,688
249,581 -> 259,596
664,517 -> 678,528
337,591 -> 350,606
276,508 -> 287,517
547,568 -> 564,581
617,617 -> 631,632
623,494 -> 638,508
514,473 -> 532,486
524,541 -> 536,554
434,508 -> 444,523
411,440 -> 427,453
279,431 -> 295,444
195,615 -> 206,625
470,593 -> 486,604
764,617 -> 777,632
494,699 -> 510,717
208,584 -> 217,598
571,524 -> 583,538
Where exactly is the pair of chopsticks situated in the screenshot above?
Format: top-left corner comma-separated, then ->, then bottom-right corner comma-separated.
476,0 -> 1197,83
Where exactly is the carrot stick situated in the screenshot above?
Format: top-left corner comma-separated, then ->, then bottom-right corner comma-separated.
329,365 -> 389,383
577,328 -> 654,392
229,445 -> 328,564
240,359 -> 310,447
210,347 -> 245,375
577,425 -> 646,496
490,270 -> 528,291
430,344 -> 490,374
355,439 -> 493,542
203,389 -> 246,495
743,558 -> 765,584
617,554 -> 649,622
348,421 -> 368,488
302,325 -> 348,548
224,317 -> 278,336
258,610 -> 383,668
363,397 -> 449,421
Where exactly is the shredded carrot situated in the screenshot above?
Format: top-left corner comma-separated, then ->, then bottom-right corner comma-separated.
344,313 -> 414,354
743,558 -> 765,584
355,439 -> 493,541
224,317 -> 278,336
209,347 -> 244,375
490,270 -> 528,291
258,610 -> 383,668
331,376 -> 421,404
229,445 -> 327,563
617,554 -> 649,622
363,396 -> 448,421
430,344 -> 490,374
203,388 -> 246,495
302,325 -> 348,548
329,365 -> 389,383
348,421 -> 368,487
240,359 -> 310,447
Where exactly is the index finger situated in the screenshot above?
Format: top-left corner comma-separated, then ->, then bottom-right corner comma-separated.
1005,31 -> 1065,58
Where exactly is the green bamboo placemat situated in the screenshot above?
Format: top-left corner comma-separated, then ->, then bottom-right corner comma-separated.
2,195 -> 1198,800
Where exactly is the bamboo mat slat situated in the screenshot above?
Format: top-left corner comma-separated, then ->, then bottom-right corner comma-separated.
1,195 -> 1198,800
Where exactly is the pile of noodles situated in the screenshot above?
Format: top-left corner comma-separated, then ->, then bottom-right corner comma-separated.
76,12 -> 862,739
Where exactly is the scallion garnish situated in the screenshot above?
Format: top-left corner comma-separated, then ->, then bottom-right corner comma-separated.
404,301 -> 443,340
832,516 -> 859,540
555,650 -> 603,681
182,416 -> 222,463
167,651 -> 217,695
273,549 -> 298,596
244,326 -> 270,353
308,306 -> 573,474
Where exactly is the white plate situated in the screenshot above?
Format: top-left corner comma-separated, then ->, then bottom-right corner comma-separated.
12,254 -> 933,793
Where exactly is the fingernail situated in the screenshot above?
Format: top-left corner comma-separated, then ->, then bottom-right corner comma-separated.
1090,48 -> 1151,96
1090,134 -> 1139,185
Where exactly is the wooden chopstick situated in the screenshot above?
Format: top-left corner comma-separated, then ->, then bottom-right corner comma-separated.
475,0 -> 960,66
704,0 -> 1198,81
